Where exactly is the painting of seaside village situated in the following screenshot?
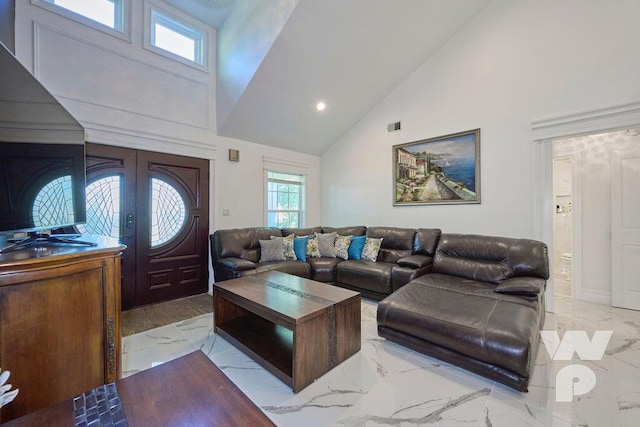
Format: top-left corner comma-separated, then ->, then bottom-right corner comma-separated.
393,129 -> 480,205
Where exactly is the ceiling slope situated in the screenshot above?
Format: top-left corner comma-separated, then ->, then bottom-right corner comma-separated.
217,0 -> 489,155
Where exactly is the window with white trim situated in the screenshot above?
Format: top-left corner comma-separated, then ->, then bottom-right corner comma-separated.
267,171 -> 305,228
43,0 -> 125,32
149,8 -> 205,66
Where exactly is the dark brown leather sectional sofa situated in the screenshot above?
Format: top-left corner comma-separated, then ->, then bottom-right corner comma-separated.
210,226 -> 549,391
210,225 -> 440,300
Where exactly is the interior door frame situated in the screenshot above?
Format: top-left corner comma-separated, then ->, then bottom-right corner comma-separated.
531,101 -> 640,313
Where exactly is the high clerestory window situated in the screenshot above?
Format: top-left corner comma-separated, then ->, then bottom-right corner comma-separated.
42,0 -> 125,33
266,171 -> 305,228
148,8 -> 206,67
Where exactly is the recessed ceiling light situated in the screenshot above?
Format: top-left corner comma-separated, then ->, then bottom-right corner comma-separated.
316,102 -> 326,111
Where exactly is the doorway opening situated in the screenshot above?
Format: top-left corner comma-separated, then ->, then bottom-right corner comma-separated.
552,156 -> 573,297
549,129 -> 640,309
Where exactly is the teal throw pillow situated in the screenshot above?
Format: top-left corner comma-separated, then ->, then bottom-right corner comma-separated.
293,237 -> 309,261
348,235 -> 367,260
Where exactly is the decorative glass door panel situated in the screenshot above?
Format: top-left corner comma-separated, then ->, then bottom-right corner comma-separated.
77,175 -> 121,238
84,144 -> 209,309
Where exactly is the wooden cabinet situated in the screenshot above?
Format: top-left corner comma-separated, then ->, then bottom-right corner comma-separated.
0,236 -> 125,422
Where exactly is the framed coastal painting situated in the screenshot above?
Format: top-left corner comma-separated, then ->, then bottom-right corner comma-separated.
393,129 -> 480,205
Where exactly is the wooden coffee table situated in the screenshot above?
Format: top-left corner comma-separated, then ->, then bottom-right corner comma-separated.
213,271 -> 361,392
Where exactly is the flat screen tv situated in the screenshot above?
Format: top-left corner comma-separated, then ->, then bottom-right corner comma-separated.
0,42 -> 91,252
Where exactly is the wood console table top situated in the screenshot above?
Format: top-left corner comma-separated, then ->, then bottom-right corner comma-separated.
3,351 -> 275,427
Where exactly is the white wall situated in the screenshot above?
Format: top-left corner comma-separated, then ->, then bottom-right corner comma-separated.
553,130 -> 640,303
214,137 -> 320,230
13,0 -> 321,288
321,0 -> 640,238
15,0 -> 218,151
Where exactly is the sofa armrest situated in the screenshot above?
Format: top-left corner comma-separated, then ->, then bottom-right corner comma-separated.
494,277 -> 546,296
217,257 -> 256,271
391,265 -> 432,292
397,255 -> 432,269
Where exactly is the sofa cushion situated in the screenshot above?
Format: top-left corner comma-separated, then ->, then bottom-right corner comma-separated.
293,237 -> 309,261
337,260 -> 394,294
304,236 -> 321,258
213,227 -> 282,261
308,257 -> 343,282
259,239 -> 285,262
334,235 -> 352,260
433,234 -> 549,283
366,227 -> 416,263
270,234 -> 296,260
377,274 -> 541,377
281,226 -> 323,237
254,260 -> 311,278
348,235 -> 366,260
315,232 -> 337,257
362,237 -> 383,261
322,226 -> 366,236
414,228 -> 442,256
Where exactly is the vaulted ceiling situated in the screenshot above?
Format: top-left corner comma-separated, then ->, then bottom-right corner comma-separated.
171,0 -> 490,156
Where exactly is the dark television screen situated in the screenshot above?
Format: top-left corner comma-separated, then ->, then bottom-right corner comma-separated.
0,41 -> 87,237
0,142 -> 86,233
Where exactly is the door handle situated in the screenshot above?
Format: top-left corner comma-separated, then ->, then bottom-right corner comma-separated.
125,214 -> 135,238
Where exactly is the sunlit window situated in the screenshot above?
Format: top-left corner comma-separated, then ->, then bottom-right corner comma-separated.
150,178 -> 186,247
43,0 -> 125,32
150,9 -> 204,65
76,176 -> 121,239
267,172 -> 305,228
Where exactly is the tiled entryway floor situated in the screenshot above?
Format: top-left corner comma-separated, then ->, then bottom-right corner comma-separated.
122,295 -> 640,426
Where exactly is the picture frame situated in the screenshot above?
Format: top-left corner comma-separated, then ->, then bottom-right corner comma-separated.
393,129 -> 480,205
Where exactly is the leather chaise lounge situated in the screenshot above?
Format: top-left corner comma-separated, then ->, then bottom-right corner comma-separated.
210,226 -> 549,391
377,233 -> 549,391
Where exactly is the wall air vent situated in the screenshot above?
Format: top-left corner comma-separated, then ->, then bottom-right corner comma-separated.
387,121 -> 401,132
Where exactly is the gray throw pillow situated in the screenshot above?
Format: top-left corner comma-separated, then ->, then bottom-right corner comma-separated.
259,239 -> 285,262
315,232 -> 337,258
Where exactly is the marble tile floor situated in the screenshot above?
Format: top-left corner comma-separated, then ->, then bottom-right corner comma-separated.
122,295 -> 640,426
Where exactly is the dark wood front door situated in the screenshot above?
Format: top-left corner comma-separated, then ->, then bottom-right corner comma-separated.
84,144 -> 209,309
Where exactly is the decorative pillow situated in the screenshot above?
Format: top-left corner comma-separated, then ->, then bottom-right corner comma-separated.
348,235 -> 367,260
270,234 -> 296,260
334,235 -> 353,260
361,237 -> 383,262
259,239 -> 285,262
293,237 -> 309,261
315,232 -> 337,258
298,234 -> 321,258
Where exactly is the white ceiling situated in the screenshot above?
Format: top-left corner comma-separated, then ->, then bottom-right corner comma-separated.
217,0 -> 490,155
162,0 -> 237,29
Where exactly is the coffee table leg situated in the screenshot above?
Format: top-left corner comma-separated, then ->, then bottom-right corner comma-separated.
292,310 -> 331,392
